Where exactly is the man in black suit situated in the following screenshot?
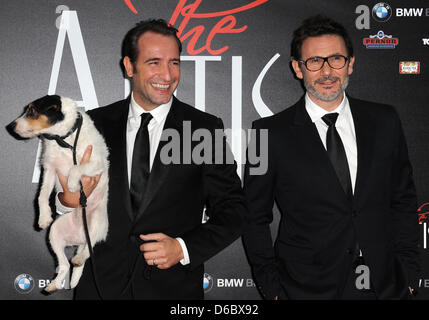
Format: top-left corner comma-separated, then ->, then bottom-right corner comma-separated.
56,19 -> 246,299
242,15 -> 420,299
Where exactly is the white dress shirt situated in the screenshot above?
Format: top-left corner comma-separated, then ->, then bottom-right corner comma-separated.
127,94 -> 189,265
56,93 -> 190,265
304,93 -> 358,193
126,94 -> 171,181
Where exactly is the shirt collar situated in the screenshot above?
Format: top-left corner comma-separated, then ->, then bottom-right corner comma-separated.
305,92 -> 348,124
128,93 -> 172,125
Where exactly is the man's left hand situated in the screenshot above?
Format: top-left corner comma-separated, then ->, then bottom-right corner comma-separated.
139,233 -> 184,269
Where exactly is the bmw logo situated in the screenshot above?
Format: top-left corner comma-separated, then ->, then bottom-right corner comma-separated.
372,3 -> 392,22
14,274 -> 35,294
203,273 -> 213,293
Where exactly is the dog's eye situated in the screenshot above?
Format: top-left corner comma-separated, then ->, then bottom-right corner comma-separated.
47,104 -> 58,110
26,107 -> 39,119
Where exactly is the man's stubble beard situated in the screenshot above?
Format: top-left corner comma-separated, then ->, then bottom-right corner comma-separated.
304,74 -> 349,102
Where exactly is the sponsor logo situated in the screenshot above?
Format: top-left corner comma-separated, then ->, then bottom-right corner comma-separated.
372,3 -> 393,22
399,61 -> 420,74
363,30 -> 398,49
217,278 -> 256,288
420,279 -> 429,288
396,8 -> 429,17
203,273 -> 257,292
14,274 -> 35,294
203,273 -> 214,292
15,267 -> 71,293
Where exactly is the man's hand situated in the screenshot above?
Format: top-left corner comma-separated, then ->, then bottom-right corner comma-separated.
139,233 -> 184,269
57,145 -> 101,208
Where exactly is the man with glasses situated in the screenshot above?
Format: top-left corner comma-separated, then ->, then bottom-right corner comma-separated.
243,15 -> 420,299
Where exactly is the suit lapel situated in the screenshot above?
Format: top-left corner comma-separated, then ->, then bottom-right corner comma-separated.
292,98 -> 332,167
104,98 -> 134,221
292,97 -> 353,202
349,97 -> 376,202
133,96 -> 184,223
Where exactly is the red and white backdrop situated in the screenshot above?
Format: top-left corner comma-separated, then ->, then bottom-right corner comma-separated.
1,0 -> 428,300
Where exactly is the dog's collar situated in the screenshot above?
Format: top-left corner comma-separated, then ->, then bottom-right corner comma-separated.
41,112 -> 83,149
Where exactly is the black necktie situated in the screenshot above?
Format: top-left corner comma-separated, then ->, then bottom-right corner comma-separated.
130,113 -> 153,216
322,113 -> 353,198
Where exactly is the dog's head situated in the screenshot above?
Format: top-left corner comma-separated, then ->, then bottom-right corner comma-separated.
6,95 -> 76,139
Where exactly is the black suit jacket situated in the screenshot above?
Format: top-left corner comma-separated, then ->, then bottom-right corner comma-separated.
242,96 -> 420,300
74,96 -> 246,299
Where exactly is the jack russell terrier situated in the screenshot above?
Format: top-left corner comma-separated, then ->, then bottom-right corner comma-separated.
7,95 -> 109,293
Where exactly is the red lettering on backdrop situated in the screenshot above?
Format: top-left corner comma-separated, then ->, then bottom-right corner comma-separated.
124,0 -> 138,14
418,203 -> 429,224
124,0 -> 269,55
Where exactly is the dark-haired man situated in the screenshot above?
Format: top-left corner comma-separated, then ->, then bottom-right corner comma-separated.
56,19 -> 246,299
243,15 -> 420,299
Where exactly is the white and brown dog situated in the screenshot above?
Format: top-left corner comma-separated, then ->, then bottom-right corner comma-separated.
7,95 -> 109,293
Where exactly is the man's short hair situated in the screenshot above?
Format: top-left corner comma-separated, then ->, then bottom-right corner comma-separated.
121,19 -> 182,68
291,15 -> 354,60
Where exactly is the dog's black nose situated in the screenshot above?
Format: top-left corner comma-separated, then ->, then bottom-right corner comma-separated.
5,121 -> 27,140
5,121 -> 16,134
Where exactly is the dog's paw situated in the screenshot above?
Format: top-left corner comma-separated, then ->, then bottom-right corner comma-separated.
38,215 -> 53,230
44,281 -> 58,293
70,278 -> 79,289
71,254 -> 86,267
70,265 -> 85,289
67,168 -> 81,193
70,274 -> 81,289
67,180 -> 81,193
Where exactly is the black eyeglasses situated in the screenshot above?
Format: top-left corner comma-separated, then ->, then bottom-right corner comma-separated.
298,54 -> 349,72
